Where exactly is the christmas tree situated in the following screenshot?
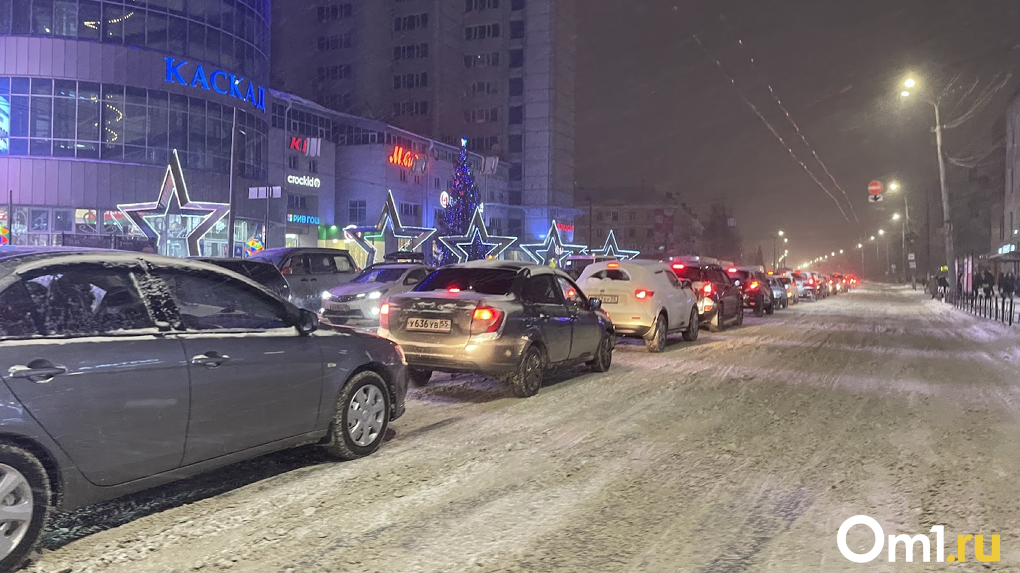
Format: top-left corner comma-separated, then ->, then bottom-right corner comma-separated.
439,140 -> 484,264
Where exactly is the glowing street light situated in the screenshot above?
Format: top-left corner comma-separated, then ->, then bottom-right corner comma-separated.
904,78 -> 916,89
878,229 -> 885,236
892,213 -> 901,221
857,243 -> 863,249
870,236 -> 876,241
839,249 -> 844,254
900,90 -> 911,98
778,230 -> 785,237
889,182 -> 900,191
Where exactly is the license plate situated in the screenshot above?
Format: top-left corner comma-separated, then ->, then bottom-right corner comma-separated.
406,318 -> 452,333
325,302 -> 350,312
600,295 -> 619,304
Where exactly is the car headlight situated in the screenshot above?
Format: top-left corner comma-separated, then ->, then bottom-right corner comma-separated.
368,290 -> 385,300
321,291 -> 332,300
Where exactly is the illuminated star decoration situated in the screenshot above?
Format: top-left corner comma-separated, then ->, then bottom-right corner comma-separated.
590,229 -> 640,260
118,149 -> 230,257
521,221 -> 588,268
0,225 -> 8,246
347,190 -> 436,264
438,207 -> 517,263
245,226 -> 266,258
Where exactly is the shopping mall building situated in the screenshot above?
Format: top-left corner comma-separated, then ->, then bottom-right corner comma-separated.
0,1 -> 511,266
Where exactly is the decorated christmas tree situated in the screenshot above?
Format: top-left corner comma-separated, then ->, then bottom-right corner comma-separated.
439,140 -> 484,264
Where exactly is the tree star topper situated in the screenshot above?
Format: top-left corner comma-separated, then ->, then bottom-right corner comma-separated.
118,149 -> 230,257
521,221 -> 587,268
591,229 -> 640,260
347,190 -> 436,263
438,207 -> 517,263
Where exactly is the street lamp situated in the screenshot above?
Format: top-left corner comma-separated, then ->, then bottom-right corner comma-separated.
892,213 -> 901,221
879,229 -> 885,235
773,231 -> 785,269
900,76 -> 954,292
840,249 -> 844,254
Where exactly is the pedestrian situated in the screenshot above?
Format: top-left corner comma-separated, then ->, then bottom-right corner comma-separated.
938,274 -> 950,301
983,269 -> 995,298
1006,272 -> 1016,299
999,272 -> 1008,299
928,274 -> 939,299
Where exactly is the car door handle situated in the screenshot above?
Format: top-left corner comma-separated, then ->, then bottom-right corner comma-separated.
191,353 -> 231,368
8,362 -> 68,383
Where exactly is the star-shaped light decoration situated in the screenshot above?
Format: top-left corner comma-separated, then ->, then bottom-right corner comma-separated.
590,230 -> 640,260
118,150 -> 230,257
521,221 -> 587,268
347,190 -> 436,264
438,207 -> 518,263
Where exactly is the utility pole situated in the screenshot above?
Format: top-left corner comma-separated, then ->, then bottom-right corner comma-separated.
226,107 -> 238,258
933,103 -> 955,291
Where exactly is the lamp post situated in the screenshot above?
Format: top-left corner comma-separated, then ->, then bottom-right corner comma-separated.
901,78 -> 953,293
888,182 -> 911,283
773,230 -> 784,270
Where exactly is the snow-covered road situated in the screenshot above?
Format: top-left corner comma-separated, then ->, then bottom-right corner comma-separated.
24,285 -> 1020,572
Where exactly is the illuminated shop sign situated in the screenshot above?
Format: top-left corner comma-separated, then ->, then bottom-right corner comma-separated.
164,57 -> 266,112
998,244 -> 1016,255
389,145 -> 419,168
286,175 -> 322,188
287,214 -> 321,225
556,222 -> 574,233
290,137 -> 322,157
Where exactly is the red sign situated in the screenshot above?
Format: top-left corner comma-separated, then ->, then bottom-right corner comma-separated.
555,222 -> 574,233
290,137 -> 308,154
389,145 -> 419,169
868,180 -> 883,195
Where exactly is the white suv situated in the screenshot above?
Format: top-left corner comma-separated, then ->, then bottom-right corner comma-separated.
580,260 -> 699,352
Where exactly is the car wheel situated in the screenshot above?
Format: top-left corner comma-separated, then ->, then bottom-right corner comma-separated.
753,296 -> 765,317
736,304 -> 745,326
708,304 -> 725,333
408,369 -> 432,387
682,307 -> 700,341
765,299 -> 775,315
644,313 -> 668,353
324,371 -> 390,460
588,332 -> 614,372
0,446 -> 50,573
507,345 -> 545,398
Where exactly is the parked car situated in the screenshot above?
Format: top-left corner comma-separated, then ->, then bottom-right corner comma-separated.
669,260 -> 743,331
768,277 -> 789,309
726,266 -> 776,316
248,247 -> 360,311
321,261 -> 433,327
192,257 -> 291,301
378,261 -> 615,397
579,260 -> 700,351
0,247 -> 407,571
791,271 -> 818,301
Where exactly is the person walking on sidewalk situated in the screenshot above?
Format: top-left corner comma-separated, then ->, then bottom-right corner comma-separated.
983,269 -> 995,298
1005,272 -> 1016,299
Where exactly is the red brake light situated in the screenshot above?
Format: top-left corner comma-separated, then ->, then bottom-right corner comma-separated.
635,289 -> 654,300
808,278 -> 814,285
767,271 -> 774,276
703,283 -> 713,296
379,303 -> 390,329
607,262 -> 620,269
448,287 -> 461,293
749,280 -> 759,290
471,306 -> 504,335
727,267 -> 738,273
672,263 -> 685,270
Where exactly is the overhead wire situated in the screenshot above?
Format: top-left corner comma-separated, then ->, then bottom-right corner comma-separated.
691,34 -> 853,225
718,14 -> 861,225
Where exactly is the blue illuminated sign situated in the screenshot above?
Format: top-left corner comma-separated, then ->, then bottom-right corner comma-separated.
164,57 -> 266,112
287,214 -> 321,225
0,95 -> 9,155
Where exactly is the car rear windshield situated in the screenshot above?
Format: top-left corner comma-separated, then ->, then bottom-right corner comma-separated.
793,273 -> 809,282
353,267 -> 407,284
727,270 -> 751,282
779,277 -> 793,285
674,267 -> 705,282
415,268 -> 518,295
588,269 -> 631,281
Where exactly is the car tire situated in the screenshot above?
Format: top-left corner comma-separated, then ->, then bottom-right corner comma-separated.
324,371 -> 390,460
588,332 -> 614,372
507,345 -> 545,398
736,304 -> 745,326
682,308 -> 700,341
708,304 -> 725,333
0,445 -> 51,573
753,296 -> 765,317
765,300 -> 775,315
408,369 -> 432,387
644,313 -> 668,353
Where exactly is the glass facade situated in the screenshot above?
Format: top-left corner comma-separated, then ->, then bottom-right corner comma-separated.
0,0 -> 270,80
0,77 -> 269,178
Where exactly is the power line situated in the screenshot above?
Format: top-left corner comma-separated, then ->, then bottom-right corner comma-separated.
692,34 -> 853,224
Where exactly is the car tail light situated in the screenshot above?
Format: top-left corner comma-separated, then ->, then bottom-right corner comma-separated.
828,279 -> 834,285
635,289 -> 654,300
702,283 -> 713,296
471,306 -> 504,334
448,287 -> 461,293
727,267 -> 738,273
672,263 -> 685,270
749,280 -> 759,290
379,303 -> 390,329
608,262 -> 620,269
808,278 -> 815,286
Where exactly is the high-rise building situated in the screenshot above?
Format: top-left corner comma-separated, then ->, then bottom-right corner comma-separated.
271,0 -> 576,242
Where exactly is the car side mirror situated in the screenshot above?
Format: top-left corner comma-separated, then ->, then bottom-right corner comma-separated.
295,308 -> 319,336
405,277 -> 421,286
589,297 -> 603,312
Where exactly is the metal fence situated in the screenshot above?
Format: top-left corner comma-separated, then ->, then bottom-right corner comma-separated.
950,292 -> 1018,326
